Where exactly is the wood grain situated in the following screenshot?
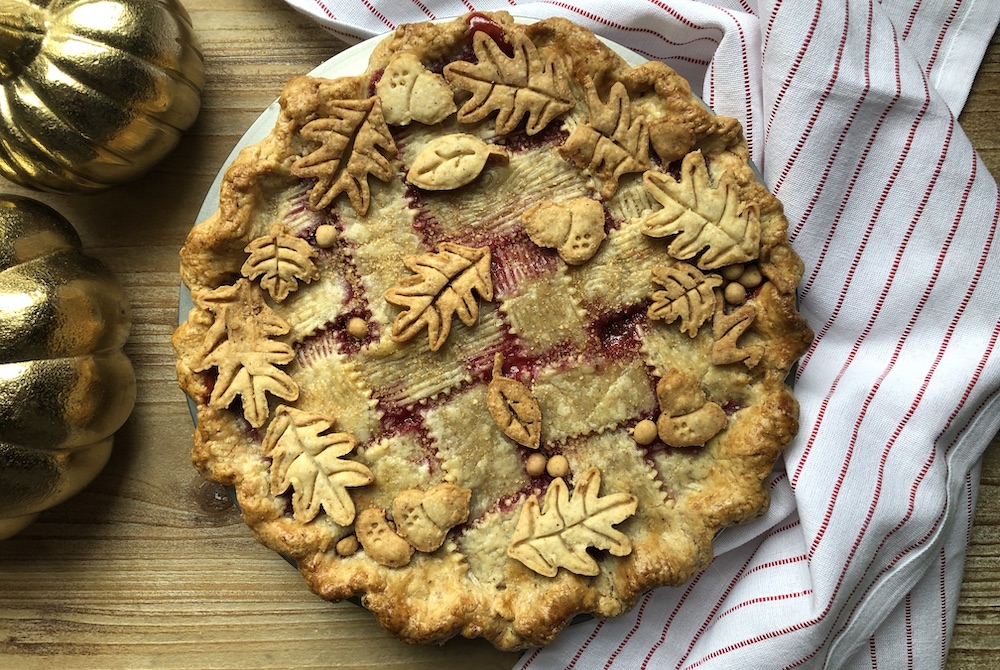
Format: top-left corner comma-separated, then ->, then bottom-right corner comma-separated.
0,2 -> 995,668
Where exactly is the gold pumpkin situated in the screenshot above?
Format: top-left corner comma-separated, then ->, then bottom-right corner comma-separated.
0,0 -> 204,192
0,195 -> 135,538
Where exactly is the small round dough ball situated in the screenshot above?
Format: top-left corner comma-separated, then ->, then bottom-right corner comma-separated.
738,265 -> 763,288
525,452 -> 547,477
336,535 -> 359,557
724,282 -> 747,305
315,224 -> 338,248
720,263 -> 745,281
347,317 -> 369,339
632,419 -> 658,445
546,454 -> 570,478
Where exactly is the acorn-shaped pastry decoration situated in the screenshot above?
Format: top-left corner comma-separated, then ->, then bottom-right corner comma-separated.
0,195 -> 136,538
0,0 -> 204,193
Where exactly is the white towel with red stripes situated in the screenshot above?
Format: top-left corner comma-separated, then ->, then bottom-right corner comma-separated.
282,1 -> 1000,667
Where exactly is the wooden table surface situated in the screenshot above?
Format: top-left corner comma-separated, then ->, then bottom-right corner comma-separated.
0,2 -> 996,668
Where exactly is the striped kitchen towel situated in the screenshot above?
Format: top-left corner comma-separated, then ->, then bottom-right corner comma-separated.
282,1 -> 1000,667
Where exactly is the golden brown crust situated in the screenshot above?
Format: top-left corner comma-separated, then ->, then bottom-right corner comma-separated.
172,12 -> 812,650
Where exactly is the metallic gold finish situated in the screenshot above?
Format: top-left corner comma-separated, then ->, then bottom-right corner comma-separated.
0,195 -> 136,538
0,0 -> 205,193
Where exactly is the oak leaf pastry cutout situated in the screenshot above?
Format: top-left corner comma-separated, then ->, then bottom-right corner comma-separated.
355,507 -> 415,568
560,80 -> 650,199
191,279 -> 297,428
444,31 -> 575,136
384,242 -> 493,351
712,294 -> 764,368
648,263 -> 723,337
392,483 -> 472,552
375,53 -> 457,126
639,150 -> 761,271
521,197 -> 606,265
407,134 -> 509,190
487,353 -> 542,450
262,405 -> 374,525
655,368 -> 727,447
507,466 -> 637,577
242,222 -> 319,302
290,96 -> 398,215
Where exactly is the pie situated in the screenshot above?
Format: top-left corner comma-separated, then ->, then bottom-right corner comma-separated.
172,11 -> 812,650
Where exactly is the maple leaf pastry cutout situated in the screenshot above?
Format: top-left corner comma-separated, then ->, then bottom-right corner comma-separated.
384,242 -> 493,351
639,150 -> 761,271
507,467 -> 637,577
263,405 -> 374,526
242,222 -> 319,302
444,31 -> 575,136
560,79 -> 650,199
290,96 -> 398,215
191,279 -> 298,428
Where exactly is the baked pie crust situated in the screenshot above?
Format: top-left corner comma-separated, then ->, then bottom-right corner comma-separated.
173,11 -> 812,650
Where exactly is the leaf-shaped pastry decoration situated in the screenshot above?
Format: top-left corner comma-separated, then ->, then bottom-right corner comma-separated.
639,151 -> 760,271
443,31 -> 575,136
560,80 -> 650,199
487,353 -> 541,449
711,293 -> 763,368
648,263 -> 723,337
262,405 -> 373,525
191,279 -> 297,428
290,96 -> 398,215
384,242 -> 493,351
407,134 -> 508,191
507,467 -> 637,577
241,222 -> 319,302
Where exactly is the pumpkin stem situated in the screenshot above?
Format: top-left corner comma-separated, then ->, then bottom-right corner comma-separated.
0,2 -> 45,80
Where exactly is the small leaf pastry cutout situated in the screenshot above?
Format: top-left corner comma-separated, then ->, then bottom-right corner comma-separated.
392,483 -> 472,552
444,31 -> 575,136
376,53 -> 457,126
407,134 -> 509,190
711,294 -> 763,368
648,263 -> 723,337
191,279 -> 297,428
655,368 -> 727,447
242,222 -> 319,302
263,405 -> 374,525
384,242 -> 493,351
639,150 -> 760,271
487,353 -> 542,449
560,79 -> 650,199
507,467 -> 637,577
522,197 -> 606,265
